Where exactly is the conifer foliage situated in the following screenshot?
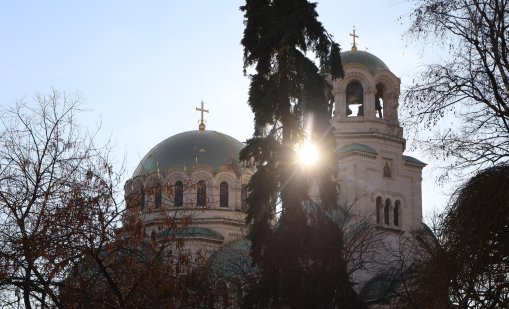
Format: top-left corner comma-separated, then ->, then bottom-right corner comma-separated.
239,1 -> 358,307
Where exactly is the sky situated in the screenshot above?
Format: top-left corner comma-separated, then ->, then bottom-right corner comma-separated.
0,0 -> 451,219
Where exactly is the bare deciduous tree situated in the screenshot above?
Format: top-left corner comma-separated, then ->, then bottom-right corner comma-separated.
0,90 -> 123,308
403,0 -> 509,178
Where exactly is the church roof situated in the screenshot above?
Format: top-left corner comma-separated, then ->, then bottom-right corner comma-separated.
341,50 -> 389,74
133,130 -> 245,177
402,155 -> 427,166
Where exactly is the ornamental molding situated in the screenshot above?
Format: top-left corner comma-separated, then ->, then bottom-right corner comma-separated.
374,72 -> 400,91
343,70 -> 372,87
337,151 -> 377,160
369,189 -> 407,206
335,132 -> 405,146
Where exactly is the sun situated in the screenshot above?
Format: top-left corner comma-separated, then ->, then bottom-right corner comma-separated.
297,141 -> 320,167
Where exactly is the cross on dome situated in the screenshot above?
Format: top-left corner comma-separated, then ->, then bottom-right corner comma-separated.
196,100 -> 209,131
350,26 -> 359,52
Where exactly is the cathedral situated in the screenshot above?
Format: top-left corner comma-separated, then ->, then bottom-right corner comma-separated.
123,39 -> 426,305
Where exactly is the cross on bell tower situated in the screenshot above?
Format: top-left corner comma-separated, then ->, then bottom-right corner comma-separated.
350,26 -> 359,52
196,100 -> 209,131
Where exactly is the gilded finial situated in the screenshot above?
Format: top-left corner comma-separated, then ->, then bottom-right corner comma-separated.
196,100 -> 209,131
350,26 -> 359,52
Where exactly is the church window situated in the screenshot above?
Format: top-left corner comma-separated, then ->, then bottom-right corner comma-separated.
197,180 -> 206,206
376,196 -> 382,224
384,198 -> 391,225
394,200 -> 400,227
155,186 -> 162,208
174,181 -> 183,207
375,83 -> 384,118
140,188 -> 145,210
346,81 -> 364,117
220,181 -> 229,208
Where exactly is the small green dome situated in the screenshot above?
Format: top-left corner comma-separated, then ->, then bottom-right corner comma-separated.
341,50 -> 389,74
207,239 -> 257,279
133,130 -> 245,177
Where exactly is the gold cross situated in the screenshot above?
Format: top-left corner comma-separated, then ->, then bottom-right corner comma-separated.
350,26 -> 359,51
196,100 -> 209,131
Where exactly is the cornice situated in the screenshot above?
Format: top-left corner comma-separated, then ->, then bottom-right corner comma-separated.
335,132 -> 405,146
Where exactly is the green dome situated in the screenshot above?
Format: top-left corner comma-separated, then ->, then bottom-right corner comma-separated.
341,50 -> 389,74
133,130 -> 245,177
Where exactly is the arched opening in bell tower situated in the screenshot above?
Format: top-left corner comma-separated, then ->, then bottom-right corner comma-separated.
346,81 -> 364,117
375,83 -> 385,119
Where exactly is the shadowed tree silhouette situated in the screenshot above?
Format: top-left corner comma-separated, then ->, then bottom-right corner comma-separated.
405,164 -> 509,308
239,0 -> 361,307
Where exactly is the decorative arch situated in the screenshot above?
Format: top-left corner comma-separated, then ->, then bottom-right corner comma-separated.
343,70 -> 372,88
374,73 -> 400,123
374,73 -> 398,92
145,173 -> 161,189
191,170 -> 213,183
369,190 -> 407,207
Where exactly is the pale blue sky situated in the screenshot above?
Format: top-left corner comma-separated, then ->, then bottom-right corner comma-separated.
0,0 -> 449,218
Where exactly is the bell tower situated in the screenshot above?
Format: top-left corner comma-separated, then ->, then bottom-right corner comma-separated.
329,45 -> 425,233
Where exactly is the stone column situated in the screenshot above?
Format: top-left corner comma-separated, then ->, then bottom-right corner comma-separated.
332,84 -> 346,120
363,87 -> 376,120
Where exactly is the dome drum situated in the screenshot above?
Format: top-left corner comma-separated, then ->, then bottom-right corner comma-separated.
124,130 -> 250,240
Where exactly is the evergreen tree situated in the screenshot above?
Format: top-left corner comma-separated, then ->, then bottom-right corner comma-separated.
239,1 -> 359,307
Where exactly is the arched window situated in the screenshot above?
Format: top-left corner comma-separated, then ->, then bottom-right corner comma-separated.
197,180 -> 206,206
155,185 -> 162,208
375,83 -> 384,118
384,198 -> 391,225
174,181 -> 183,207
346,81 -> 364,117
220,181 -> 229,208
140,188 -> 145,211
394,200 -> 400,227
376,196 -> 382,224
